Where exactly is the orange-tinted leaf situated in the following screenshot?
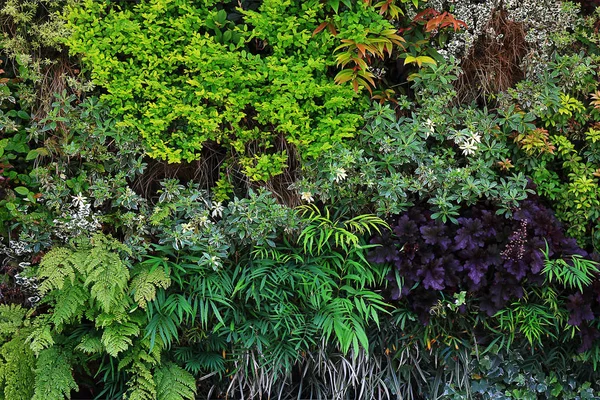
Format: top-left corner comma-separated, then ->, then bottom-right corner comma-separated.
327,23 -> 338,36
312,21 -> 329,36
356,43 -> 367,57
412,8 -> 439,23
335,69 -> 356,84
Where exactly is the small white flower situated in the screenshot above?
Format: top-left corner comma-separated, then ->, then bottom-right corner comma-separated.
181,222 -> 194,233
301,191 -> 314,203
334,168 -> 347,183
72,192 -> 87,208
211,202 -> 224,218
471,132 -> 481,143
459,139 -> 478,156
197,214 -> 210,227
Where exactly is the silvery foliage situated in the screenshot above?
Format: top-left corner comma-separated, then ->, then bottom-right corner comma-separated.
428,0 -> 579,76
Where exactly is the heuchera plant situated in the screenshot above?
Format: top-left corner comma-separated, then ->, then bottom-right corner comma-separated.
368,192 -> 597,324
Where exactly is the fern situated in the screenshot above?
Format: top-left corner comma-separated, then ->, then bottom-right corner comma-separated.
0,333 -> 35,400
0,304 -> 28,342
32,347 -> 78,400
37,247 -> 78,296
130,264 -> 171,310
27,323 -> 55,354
101,320 -> 142,357
154,362 -> 196,400
121,338 -> 163,400
124,364 -> 156,400
85,236 -> 131,314
75,334 -> 104,355
50,283 -> 89,330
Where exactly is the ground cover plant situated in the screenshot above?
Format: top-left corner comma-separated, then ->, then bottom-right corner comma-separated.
1,0 -> 600,399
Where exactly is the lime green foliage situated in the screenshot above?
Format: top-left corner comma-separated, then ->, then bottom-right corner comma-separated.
66,0 -> 366,178
32,347 -> 78,400
541,244 -> 600,293
503,52 -> 600,247
0,305 -> 35,400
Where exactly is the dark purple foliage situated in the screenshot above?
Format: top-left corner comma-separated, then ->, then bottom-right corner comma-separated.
368,196 -> 599,352
566,293 -> 595,326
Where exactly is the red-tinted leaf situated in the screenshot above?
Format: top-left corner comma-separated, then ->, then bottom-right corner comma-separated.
312,21 -> 329,36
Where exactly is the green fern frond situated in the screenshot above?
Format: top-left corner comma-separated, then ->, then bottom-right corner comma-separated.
75,334 -> 104,355
37,247 -> 77,296
131,266 -> 171,310
101,320 -> 141,357
0,304 -> 28,342
85,249 -> 130,314
51,283 -> 89,329
124,362 -> 156,400
0,333 -> 35,400
155,362 -> 197,400
32,347 -> 78,400
27,324 -> 55,354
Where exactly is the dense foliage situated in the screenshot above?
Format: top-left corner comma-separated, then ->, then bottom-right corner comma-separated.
1,0 -> 600,399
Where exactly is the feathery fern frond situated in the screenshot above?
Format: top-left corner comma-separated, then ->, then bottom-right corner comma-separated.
27,323 -> 55,354
0,333 -> 35,400
155,362 -> 197,400
37,247 -> 78,296
85,245 -> 130,314
124,361 -> 156,400
101,320 -> 142,357
130,264 -> 171,310
75,333 -> 104,355
32,347 -> 78,400
50,283 -> 89,329
0,304 -> 28,342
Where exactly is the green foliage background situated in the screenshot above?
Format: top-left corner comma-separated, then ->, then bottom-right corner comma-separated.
1,0 -> 600,399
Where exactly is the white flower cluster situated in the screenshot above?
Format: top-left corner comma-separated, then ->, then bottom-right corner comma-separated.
427,0 -> 578,74
53,193 -> 101,241
449,129 -> 481,156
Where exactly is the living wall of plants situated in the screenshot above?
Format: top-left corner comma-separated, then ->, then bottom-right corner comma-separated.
1,0 -> 600,399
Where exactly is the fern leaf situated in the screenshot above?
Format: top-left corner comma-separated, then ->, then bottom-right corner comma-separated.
101,320 -> 141,357
75,334 -> 104,355
37,247 -> 77,296
131,266 -> 171,309
32,347 -> 78,400
155,362 -> 197,400
124,360 -> 157,400
51,283 -> 89,329
85,249 -> 130,314
27,324 -> 54,354
0,304 -> 28,342
0,333 -> 35,400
